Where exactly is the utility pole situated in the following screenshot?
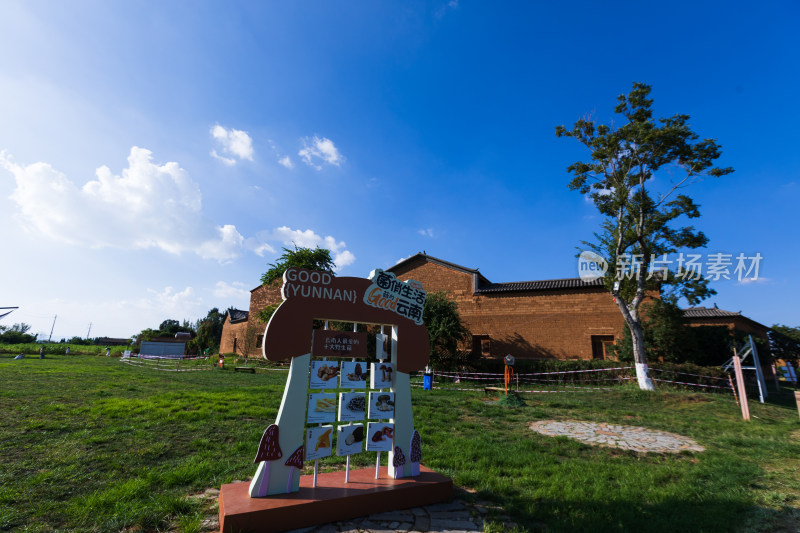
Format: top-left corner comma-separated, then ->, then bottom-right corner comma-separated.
86,322 -> 92,339
48,314 -> 57,343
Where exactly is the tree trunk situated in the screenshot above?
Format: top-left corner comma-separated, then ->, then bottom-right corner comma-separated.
628,320 -> 655,391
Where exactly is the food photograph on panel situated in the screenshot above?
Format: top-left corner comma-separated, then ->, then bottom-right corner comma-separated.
336,424 -> 365,456
367,391 -> 395,419
366,422 -> 394,452
339,392 -> 366,422
309,360 -> 340,389
305,425 -> 334,460
339,361 -> 368,388
307,392 -> 337,424
370,362 -> 394,389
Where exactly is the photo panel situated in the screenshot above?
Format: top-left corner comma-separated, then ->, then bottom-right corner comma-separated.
366,422 -> 394,452
307,393 -> 337,424
367,391 -> 395,420
336,424 -> 365,456
306,425 -> 334,461
370,362 -> 394,389
375,333 -> 389,359
310,360 -> 340,390
339,392 -> 366,422
339,361 -> 368,389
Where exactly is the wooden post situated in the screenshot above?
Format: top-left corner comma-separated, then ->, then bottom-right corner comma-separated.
733,355 -> 750,421
771,364 -> 781,391
794,391 -> 800,421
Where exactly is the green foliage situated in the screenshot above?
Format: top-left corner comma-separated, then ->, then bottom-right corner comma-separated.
260,245 -> 335,286
557,83 -> 732,367
189,308 -> 225,354
612,299 -> 735,366
0,323 -> 37,344
423,291 -> 473,370
256,304 -> 280,324
768,324 -> 800,367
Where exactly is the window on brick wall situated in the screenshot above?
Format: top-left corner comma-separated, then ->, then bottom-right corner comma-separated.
256,335 -> 264,349
472,335 -> 492,358
591,335 -> 615,360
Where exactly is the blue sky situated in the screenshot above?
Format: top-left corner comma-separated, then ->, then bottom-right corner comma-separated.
1,1 -> 798,339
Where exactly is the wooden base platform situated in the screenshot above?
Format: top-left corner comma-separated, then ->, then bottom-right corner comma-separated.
218,466 -> 452,533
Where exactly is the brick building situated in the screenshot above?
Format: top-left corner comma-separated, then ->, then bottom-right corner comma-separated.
682,306 -> 769,342
389,253 -> 624,360
218,253 -> 770,362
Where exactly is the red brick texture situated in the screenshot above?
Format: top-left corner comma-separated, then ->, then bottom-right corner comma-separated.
390,258 -> 625,360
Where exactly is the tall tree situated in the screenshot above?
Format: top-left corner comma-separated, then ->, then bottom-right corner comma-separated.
257,246 -> 337,323
556,83 -> 732,390
423,291 -> 472,371
260,245 -> 336,286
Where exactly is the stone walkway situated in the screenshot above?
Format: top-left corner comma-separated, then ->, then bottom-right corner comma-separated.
529,420 -> 705,453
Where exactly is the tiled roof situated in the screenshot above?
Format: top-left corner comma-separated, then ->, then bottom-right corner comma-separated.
682,307 -> 741,318
227,308 -> 250,323
476,277 -> 604,293
389,253 -> 605,294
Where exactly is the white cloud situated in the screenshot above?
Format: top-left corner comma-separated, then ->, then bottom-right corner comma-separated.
1,148 -> 244,262
210,125 -> 254,163
213,281 -> 251,300
298,136 -> 344,170
144,286 -> 203,313
278,155 -> 293,169
210,150 -> 236,166
247,226 -> 356,270
418,228 -> 435,238
197,224 -> 244,263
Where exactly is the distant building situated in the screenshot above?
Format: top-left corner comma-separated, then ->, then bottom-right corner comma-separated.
682,306 -> 769,342
95,337 -> 131,346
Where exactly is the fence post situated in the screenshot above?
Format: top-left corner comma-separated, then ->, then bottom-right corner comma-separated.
733,354 -> 750,421
795,391 -> 800,421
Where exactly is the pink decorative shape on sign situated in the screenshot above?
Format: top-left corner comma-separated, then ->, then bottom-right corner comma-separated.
253,424 -> 283,497
392,446 -> 406,479
284,445 -> 304,493
409,430 -> 421,476
254,424 -> 283,463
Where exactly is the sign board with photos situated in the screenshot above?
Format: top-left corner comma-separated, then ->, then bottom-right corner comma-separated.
247,267 -> 432,497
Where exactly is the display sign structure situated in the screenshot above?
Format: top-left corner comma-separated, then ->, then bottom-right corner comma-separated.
247,268 -> 432,497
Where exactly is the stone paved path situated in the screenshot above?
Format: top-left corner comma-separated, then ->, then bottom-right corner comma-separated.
529,420 -> 704,453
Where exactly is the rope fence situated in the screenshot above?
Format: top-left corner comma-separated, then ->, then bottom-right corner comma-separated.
415,366 -> 735,395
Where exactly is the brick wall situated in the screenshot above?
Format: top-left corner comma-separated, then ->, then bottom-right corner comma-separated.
392,258 -> 625,360
219,282 -> 283,357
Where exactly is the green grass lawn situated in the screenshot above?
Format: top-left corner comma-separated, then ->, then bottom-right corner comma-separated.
1,354 -> 798,532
